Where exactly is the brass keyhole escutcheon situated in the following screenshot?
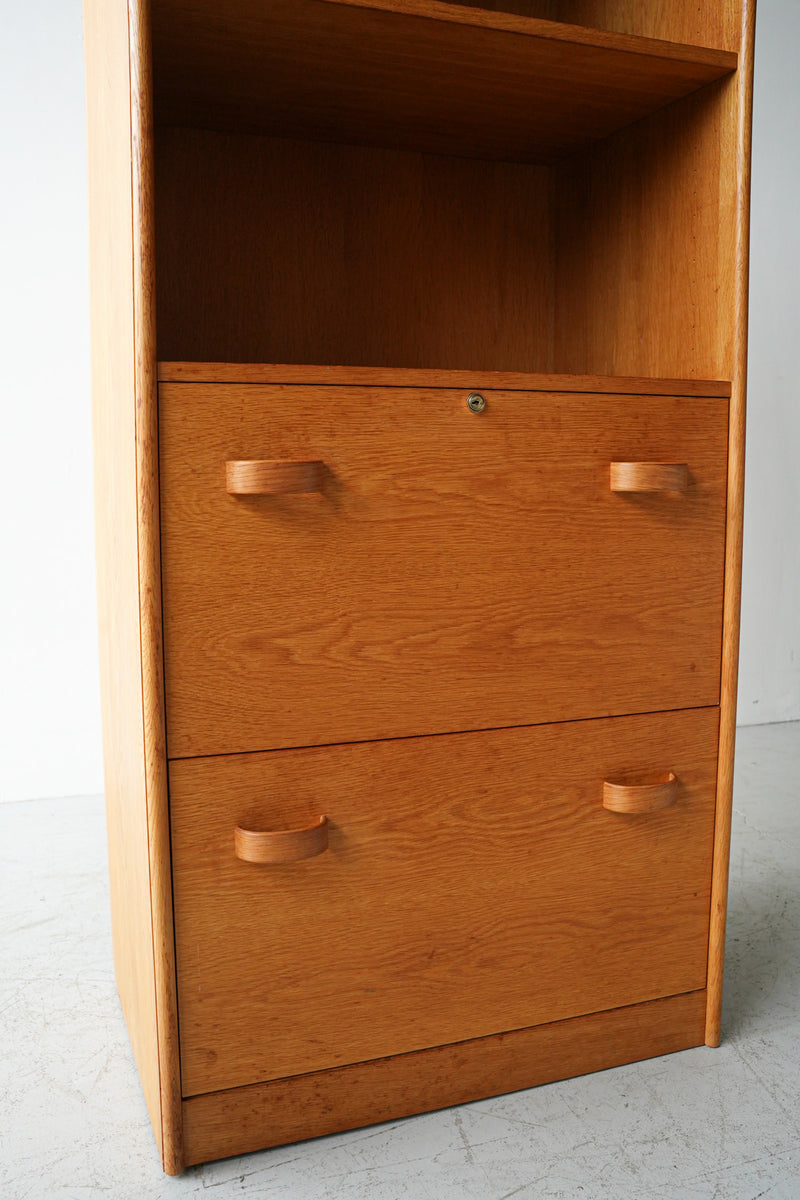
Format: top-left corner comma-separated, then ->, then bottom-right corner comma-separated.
467,393 -> 486,413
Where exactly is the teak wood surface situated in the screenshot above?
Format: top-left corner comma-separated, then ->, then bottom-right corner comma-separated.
151,0 -> 734,163
170,707 -> 719,1097
159,383 -> 728,759
182,988 -> 707,1166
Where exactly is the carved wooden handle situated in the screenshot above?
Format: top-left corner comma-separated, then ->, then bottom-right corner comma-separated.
603,772 -> 677,814
610,462 -> 688,492
234,816 -> 329,863
226,460 -> 324,495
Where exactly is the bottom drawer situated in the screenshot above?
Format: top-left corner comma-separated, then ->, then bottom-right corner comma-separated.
170,706 -> 719,1097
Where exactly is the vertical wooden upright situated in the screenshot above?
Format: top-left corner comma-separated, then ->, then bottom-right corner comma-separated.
705,0 -> 757,1048
83,0 -> 182,1174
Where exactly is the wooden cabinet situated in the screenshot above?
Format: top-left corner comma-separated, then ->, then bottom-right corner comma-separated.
84,0 -> 755,1175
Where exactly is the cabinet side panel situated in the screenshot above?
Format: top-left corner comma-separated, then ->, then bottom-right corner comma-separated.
705,0 -> 756,1048
83,0 -> 183,1173
83,0 -> 157,1145
554,76 -> 736,382
554,2 -> 745,382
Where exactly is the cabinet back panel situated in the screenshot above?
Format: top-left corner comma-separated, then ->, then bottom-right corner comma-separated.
154,127 -> 554,371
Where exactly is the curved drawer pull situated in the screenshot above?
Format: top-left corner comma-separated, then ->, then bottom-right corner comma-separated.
226,460 -> 324,495
610,462 -> 688,492
603,772 -> 677,814
234,816 -> 328,864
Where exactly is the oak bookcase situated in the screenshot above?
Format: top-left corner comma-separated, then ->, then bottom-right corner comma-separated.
84,0 -> 755,1174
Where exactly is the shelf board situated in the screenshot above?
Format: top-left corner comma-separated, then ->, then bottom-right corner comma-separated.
152,0 -> 737,163
157,363 -> 732,398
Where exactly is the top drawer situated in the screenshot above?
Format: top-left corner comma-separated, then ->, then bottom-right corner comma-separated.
159,384 -> 728,758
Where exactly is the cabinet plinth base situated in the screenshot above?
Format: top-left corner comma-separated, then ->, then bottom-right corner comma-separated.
182,990 -> 707,1167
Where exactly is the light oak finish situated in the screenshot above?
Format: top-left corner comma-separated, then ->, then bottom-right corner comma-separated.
554,80 -> 735,382
151,1 -> 735,164
183,988 -> 707,1165
83,0 -> 183,1174
86,0 -> 754,1173
160,383 -> 728,759
610,462 -> 689,493
706,0 -> 757,1049
233,816 -> 329,864
225,460 -> 324,496
129,2 -> 183,1172
153,109 -> 748,379
602,772 -> 678,815
159,361 -> 731,397
170,707 -> 719,1096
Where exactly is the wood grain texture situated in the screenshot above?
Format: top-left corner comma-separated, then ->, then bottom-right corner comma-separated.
706,0 -> 756,1049
87,0 -> 751,1169
182,988 -> 707,1165
159,383 -> 728,759
602,772 -> 677,814
453,0 -> 557,18
151,1 -> 735,164
129,0 -> 183,1171
610,462 -> 688,493
83,0 -> 182,1173
318,0 -> 733,58
154,100 -> 746,381
158,361 -> 732,397
234,817 -> 329,864
226,460 -> 324,496
554,74 -> 736,382
170,707 -> 719,1096
84,0 -> 158,1153
551,3 -> 735,52
154,128 -> 555,371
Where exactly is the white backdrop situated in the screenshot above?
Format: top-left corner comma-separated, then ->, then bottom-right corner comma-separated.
0,2 -> 797,803
0,3 -> 101,803
738,0 -> 800,727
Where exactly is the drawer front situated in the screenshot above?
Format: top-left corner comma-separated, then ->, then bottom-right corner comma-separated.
171,706 -> 719,1097
160,384 -> 728,757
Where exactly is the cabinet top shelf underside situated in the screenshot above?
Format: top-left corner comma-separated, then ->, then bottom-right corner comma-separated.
152,0 -> 737,163
157,363 -> 732,398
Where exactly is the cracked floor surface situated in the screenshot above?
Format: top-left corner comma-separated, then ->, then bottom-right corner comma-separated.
2,721 -> 798,1199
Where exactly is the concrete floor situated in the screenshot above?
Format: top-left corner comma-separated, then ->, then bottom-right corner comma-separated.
2,721 -> 799,1199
